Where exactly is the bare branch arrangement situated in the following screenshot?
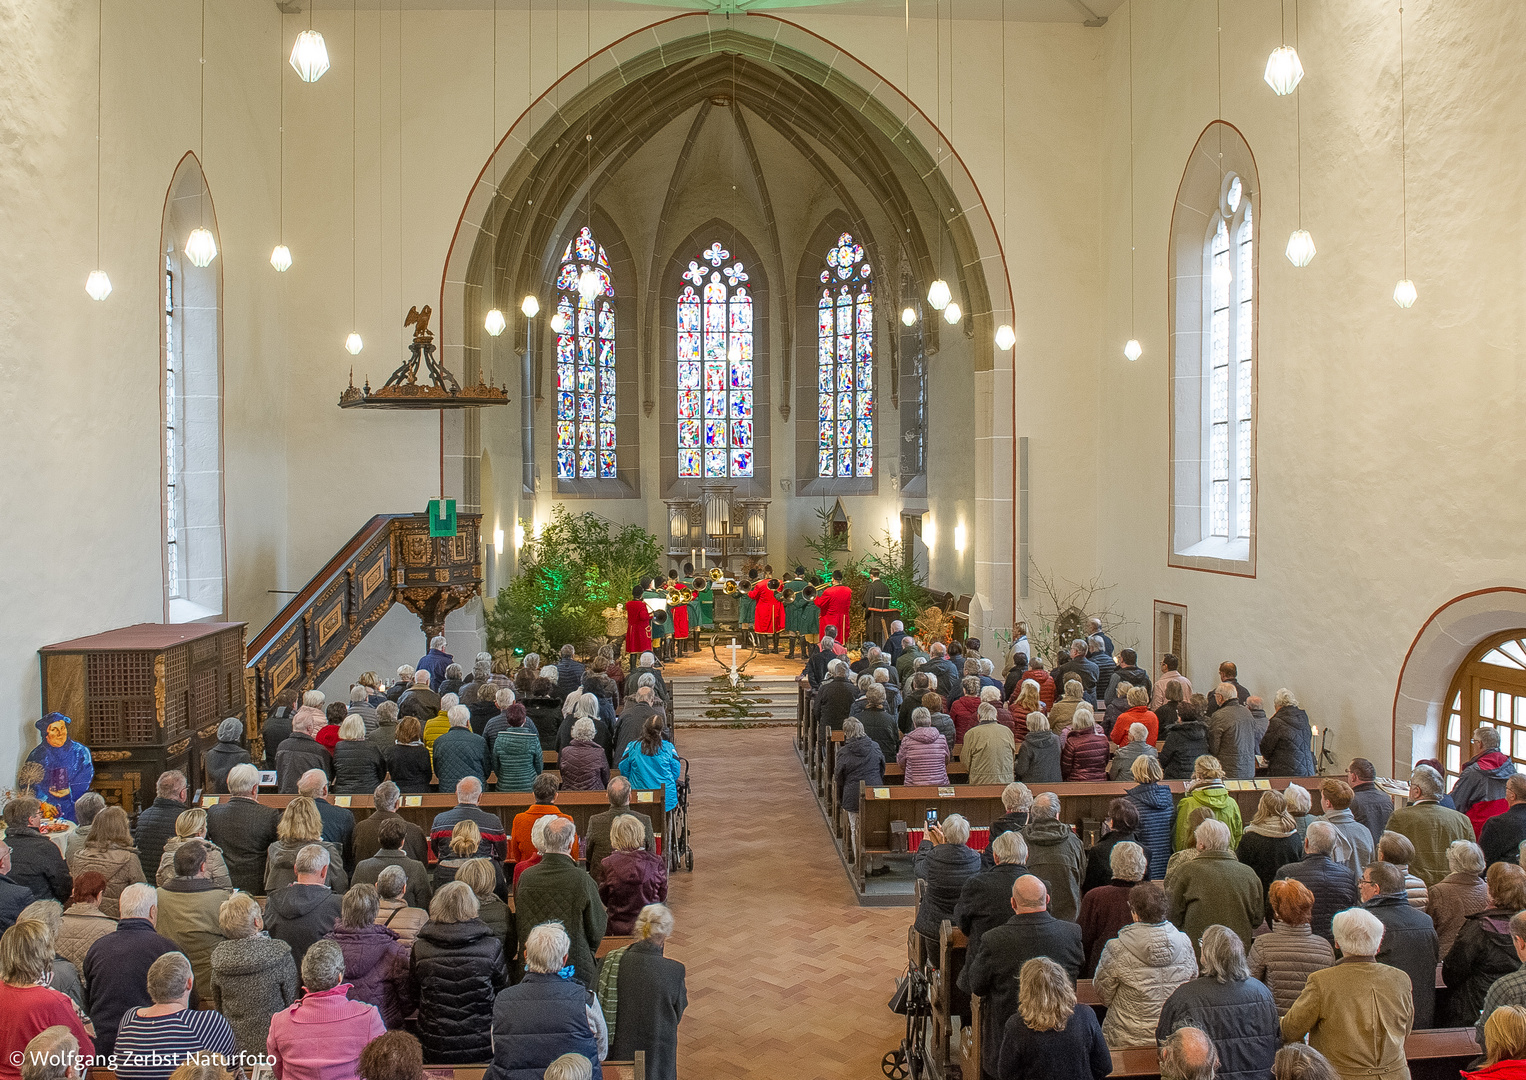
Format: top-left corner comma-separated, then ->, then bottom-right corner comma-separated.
1018,563 -> 1136,665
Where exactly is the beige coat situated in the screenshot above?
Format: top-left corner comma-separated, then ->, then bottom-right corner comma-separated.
156,837 -> 233,889
960,723 -> 1016,786
155,880 -> 231,1007
56,902 -> 117,980
67,843 -> 146,919
1281,958 -> 1413,1080
375,898 -> 428,946
1428,871 -> 1490,957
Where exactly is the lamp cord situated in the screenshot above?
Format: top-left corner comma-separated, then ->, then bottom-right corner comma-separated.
1398,2 -> 1408,276
1128,0 -> 1135,336
96,0 -> 103,263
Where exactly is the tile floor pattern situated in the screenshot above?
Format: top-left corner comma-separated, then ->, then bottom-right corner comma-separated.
661,726 -> 911,1079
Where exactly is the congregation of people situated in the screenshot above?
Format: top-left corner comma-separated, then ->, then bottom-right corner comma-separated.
808,622 -> 1526,1080
0,639 -> 691,1080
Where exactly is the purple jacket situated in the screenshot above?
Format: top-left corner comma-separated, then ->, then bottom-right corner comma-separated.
558,739 -> 610,791
324,923 -> 414,1028
266,983 -> 386,1080
598,848 -> 668,935
897,726 -> 951,786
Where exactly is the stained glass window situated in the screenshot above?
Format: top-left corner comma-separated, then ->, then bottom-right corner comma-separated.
814,233 -> 874,477
1204,174 -> 1253,542
554,226 -> 616,480
677,241 -> 753,478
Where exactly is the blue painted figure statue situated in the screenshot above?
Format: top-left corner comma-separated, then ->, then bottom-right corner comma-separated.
26,712 -> 94,821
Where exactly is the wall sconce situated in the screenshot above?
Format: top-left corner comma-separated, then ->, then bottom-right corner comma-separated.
493,528 -> 505,556
954,523 -> 967,553
514,523 -> 526,550
923,518 -> 937,551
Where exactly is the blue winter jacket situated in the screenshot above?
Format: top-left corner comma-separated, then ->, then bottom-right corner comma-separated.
619,740 -> 682,812
482,972 -> 598,1080
1124,781 -> 1175,880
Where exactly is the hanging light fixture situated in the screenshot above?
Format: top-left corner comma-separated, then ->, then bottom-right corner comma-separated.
927,279 -> 951,311
1282,0 -> 1314,266
1264,46 -> 1303,96
185,226 -> 217,267
484,308 -> 507,336
87,0 -> 110,300
1393,0 -> 1415,308
482,0 -> 505,339
290,1 -> 329,83
992,0 -> 1013,355
272,7 -> 290,271
346,0 -> 361,351
900,306 -> 917,326
521,294 -> 540,318
1122,1 -> 1141,361
943,301 -> 962,325
1285,230 -> 1315,267
995,324 -> 1016,351
577,266 -> 602,302
185,0 -> 216,269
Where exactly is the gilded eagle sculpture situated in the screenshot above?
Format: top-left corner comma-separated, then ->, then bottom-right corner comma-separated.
404,304 -> 434,342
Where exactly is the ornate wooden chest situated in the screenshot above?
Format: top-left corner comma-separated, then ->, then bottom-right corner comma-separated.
39,622 -> 247,814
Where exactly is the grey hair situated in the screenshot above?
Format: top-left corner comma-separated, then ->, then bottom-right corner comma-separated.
303,690 -> 326,708
474,659 -> 494,679
979,658 -> 995,676
414,670 -> 433,685
977,702 -> 998,723
74,791 -> 107,827
374,780 -> 401,811
1002,782 -> 1033,812
21,1026 -> 78,1080
297,770 -> 329,798
541,816 -> 577,855
375,865 -> 408,900
376,700 -> 399,722
350,684 -> 371,704
634,903 -> 674,943
873,668 -> 890,683
1069,706 -> 1096,732
457,776 -> 483,803
146,951 -> 193,1003
217,717 -> 244,743
638,673 -> 656,689
440,693 -> 459,711
1477,725 -> 1503,750
540,665 -> 560,681
980,686 -> 1001,704
912,707 -> 932,728
1410,764 -> 1443,798
991,831 -> 1028,865
1199,923 -> 1250,981
842,718 -> 866,740
1128,722 -> 1148,743
1110,840 -> 1147,882
571,717 -> 596,741
218,892 -> 262,938
1162,1027 -> 1219,1080
19,900 -> 62,943
156,770 -> 188,799
828,659 -> 849,677
1026,712 -> 1051,733
119,882 -> 157,920
525,922 -> 572,974
1305,820 -> 1337,854
573,694 -> 599,720
1448,839 -> 1486,876
1195,819 -> 1231,851
857,674 -> 874,693
1214,682 -> 1238,703
1274,688 -> 1300,711
639,652 -> 656,666
1032,792 -> 1060,821
430,635 -> 448,649
302,939 -> 348,992
294,843 -> 331,876
865,685 -> 886,708
226,764 -> 259,796
448,704 -> 471,728
544,1056 -> 593,1080
940,814 -> 971,845
1331,907 -> 1386,955
1283,783 -> 1312,815
396,665 -> 415,679
496,687 -> 517,709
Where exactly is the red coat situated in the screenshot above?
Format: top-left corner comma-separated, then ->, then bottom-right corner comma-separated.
1013,669 -> 1057,709
624,600 -> 652,654
814,584 -> 853,641
670,599 -> 689,639
1061,728 -> 1110,781
749,581 -> 784,634
1110,706 -> 1160,746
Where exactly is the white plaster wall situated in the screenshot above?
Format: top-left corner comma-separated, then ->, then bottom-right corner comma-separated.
0,0 -> 288,784
1094,0 -> 1526,771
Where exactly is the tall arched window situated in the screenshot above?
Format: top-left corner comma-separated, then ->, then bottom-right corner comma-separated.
1443,632 -> 1526,786
816,233 -> 874,478
162,154 -> 225,621
554,226 -> 617,480
1169,122 -> 1257,574
677,241 -> 753,478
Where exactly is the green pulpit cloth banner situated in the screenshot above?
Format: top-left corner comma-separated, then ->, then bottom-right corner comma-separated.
428,498 -> 457,537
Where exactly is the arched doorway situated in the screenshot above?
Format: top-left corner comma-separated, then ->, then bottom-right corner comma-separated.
1440,631 -> 1526,786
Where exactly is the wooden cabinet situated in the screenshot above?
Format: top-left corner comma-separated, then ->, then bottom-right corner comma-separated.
39,622 -> 247,814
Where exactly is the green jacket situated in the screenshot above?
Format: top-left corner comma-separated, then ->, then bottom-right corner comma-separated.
897,648 -> 929,682
1387,800 -> 1476,887
783,587 -> 818,635
1173,782 -> 1244,851
513,852 -> 607,989
1168,848 -> 1265,952
491,726 -> 543,792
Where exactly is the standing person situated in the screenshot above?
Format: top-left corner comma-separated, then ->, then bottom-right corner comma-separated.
263,846 -> 344,968
624,587 -> 653,668
956,833 -> 1032,983
1388,764 -> 1477,886
133,774 -> 189,880
1207,686 -> 1258,780
598,817 -> 667,936
834,719 -> 885,872
1348,759 -> 1395,844
1430,840 -> 1491,956
1126,756 -> 1175,880
748,577 -> 785,652
1470,1005 -> 1526,1080
862,568 -> 894,645
812,570 -> 854,643
323,885 -> 413,1029
607,904 -> 686,1080
1237,791 -> 1306,904
1273,823 -> 1362,944
1260,691 -> 1314,777
1443,861 -> 1526,1026
1360,862 -> 1440,1029
1482,776 -> 1526,867
512,818 -> 607,990
411,882 -> 507,1064
67,806 -> 145,919
963,703 -> 1017,787
1454,726 -> 1518,831
1168,820 -> 1266,953
996,956 -> 1112,1080
1092,880 -> 1198,1047
57,872 -> 116,976
205,765 -> 281,895
262,690 -> 300,771
202,718 -> 251,795
618,717 -> 682,814
1024,793 -> 1086,922
417,637 -> 454,689
265,939 -> 385,1080
1083,801 -> 1144,895
208,892 -> 298,1058
1077,843 -> 1149,977
111,951 -> 237,1080
1247,879 -> 1334,1017
1152,656 -> 1193,712
1156,926 -> 1279,1080
1174,756 -> 1244,850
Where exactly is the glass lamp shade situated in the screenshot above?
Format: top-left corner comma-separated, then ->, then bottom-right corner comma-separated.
900,306 -> 917,326
85,270 -> 112,301
1284,229 -> 1316,267
1393,279 -> 1417,308
484,308 -> 507,336
994,324 -> 1016,351
1264,45 -> 1304,96
943,301 -> 962,325
270,244 -> 292,272
345,332 -> 364,355
184,227 -> 217,267
290,29 -> 330,83
927,279 -> 952,311
549,311 -> 568,334
577,267 -> 602,302
521,294 -> 540,318
1124,338 -> 1143,362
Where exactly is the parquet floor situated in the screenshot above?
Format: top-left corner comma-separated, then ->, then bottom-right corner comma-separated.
662,726 -> 909,1079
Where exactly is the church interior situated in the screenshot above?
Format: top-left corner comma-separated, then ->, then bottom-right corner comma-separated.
6,0 -> 1526,1076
